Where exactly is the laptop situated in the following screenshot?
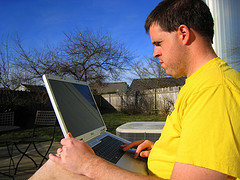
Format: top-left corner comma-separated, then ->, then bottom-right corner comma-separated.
42,74 -> 148,175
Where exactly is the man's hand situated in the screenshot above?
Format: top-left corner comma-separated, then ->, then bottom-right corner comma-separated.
48,134 -> 157,180
49,133 -> 98,176
121,140 -> 154,158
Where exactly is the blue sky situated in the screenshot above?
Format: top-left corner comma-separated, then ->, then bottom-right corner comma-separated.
0,0 -> 161,60
1,1 -> 239,84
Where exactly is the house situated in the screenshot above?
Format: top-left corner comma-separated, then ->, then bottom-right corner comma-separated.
129,77 -> 186,91
90,82 -> 129,111
90,82 -> 128,95
128,77 -> 186,114
15,84 -> 46,93
89,77 -> 186,114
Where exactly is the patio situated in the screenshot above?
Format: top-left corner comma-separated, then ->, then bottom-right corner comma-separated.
0,141 -> 61,180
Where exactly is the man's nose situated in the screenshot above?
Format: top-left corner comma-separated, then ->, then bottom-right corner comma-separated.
152,47 -> 161,58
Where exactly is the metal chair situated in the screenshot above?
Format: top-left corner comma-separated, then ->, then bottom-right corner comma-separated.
14,110 -> 57,175
0,112 -> 17,179
0,112 -> 14,126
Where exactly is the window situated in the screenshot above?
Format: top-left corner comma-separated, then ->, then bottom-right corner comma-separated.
204,0 -> 240,72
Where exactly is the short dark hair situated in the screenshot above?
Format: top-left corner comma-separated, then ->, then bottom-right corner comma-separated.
145,0 -> 214,43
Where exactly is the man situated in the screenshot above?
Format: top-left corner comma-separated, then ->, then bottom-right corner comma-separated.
30,0 -> 240,179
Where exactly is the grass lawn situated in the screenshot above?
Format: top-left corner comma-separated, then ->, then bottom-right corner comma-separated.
0,113 -> 167,142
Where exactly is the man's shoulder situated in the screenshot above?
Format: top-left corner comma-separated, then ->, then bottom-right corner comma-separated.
215,58 -> 240,91
185,58 -> 240,92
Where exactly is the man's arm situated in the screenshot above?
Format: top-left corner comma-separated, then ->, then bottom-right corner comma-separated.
49,135 -> 159,180
171,162 -> 227,180
49,133 -> 228,180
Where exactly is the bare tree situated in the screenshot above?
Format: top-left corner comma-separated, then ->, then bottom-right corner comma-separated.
0,34 -> 11,88
131,57 -> 166,80
14,29 -> 133,83
130,57 -> 166,91
160,95 -> 175,115
14,35 -> 62,84
60,29 -> 133,82
0,34 -> 18,89
126,57 -> 168,114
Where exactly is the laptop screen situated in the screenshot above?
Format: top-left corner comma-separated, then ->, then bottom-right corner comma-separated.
47,78 -> 105,137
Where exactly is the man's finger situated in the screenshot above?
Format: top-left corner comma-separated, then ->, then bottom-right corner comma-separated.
122,140 -> 144,151
57,148 -> 63,155
49,153 -> 61,164
61,136 -> 76,146
140,150 -> 151,158
134,140 -> 153,158
135,150 -> 150,158
61,137 -> 69,146
67,132 -> 73,138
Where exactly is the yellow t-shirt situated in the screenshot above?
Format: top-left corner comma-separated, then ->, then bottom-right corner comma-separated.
148,58 -> 240,179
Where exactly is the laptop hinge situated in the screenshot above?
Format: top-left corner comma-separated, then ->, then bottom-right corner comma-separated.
100,128 -> 106,135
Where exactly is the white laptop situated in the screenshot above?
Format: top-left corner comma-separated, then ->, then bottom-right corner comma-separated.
42,74 -> 148,175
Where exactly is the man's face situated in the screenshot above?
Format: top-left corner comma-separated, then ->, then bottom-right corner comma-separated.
149,24 -> 186,78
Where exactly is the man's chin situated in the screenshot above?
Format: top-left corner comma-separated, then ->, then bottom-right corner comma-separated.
166,71 -> 183,79
165,70 -> 173,77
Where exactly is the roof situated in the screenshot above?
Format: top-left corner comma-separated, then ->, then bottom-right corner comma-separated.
130,77 -> 186,91
15,84 -> 46,92
90,82 -> 128,94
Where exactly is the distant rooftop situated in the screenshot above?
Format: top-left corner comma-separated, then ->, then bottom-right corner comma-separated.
90,82 -> 128,94
130,77 -> 186,91
15,84 -> 46,92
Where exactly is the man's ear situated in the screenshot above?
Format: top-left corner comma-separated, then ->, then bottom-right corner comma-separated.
178,25 -> 190,45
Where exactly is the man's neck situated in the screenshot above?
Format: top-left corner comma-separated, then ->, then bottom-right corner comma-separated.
186,41 -> 217,78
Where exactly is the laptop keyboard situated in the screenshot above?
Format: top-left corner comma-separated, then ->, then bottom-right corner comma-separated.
92,135 -> 125,164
